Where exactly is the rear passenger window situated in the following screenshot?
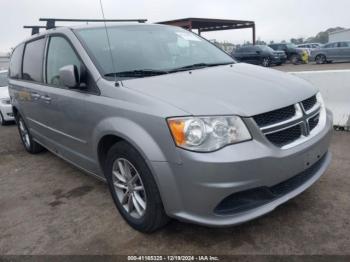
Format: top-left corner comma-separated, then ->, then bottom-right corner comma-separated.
9,44 -> 24,79
46,36 -> 81,86
22,38 -> 46,82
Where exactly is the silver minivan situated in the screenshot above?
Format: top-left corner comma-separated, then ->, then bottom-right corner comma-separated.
311,41 -> 350,64
9,23 -> 333,232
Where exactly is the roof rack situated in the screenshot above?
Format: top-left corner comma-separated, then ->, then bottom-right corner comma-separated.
39,18 -> 147,29
23,25 -> 48,35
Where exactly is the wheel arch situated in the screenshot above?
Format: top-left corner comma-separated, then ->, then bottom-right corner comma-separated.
315,53 -> 327,58
93,116 -> 181,175
94,118 -> 180,214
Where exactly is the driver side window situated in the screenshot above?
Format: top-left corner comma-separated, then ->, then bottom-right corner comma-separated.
46,36 -> 82,87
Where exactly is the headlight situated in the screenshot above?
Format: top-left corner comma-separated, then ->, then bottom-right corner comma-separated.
315,92 -> 327,129
0,98 -> 11,105
316,92 -> 326,115
167,116 -> 251,152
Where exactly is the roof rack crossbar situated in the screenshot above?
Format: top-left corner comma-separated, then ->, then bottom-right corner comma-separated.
23,25 -> 47,35
39,18 -> 147,29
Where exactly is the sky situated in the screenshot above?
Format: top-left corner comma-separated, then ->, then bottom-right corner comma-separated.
0,0 -> 349,53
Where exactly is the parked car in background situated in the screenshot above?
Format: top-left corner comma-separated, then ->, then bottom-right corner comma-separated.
0,70 -> 14,125
310,41 -> 350,64
297,43 -> 323,56
269,43 -> 308,64
297,43 -> 322,49
9,23 -> 332,233
232,45 -> 287,67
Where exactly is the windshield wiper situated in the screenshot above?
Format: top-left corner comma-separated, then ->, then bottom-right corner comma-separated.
105,69 -> 169,78
169,62 -> 233,72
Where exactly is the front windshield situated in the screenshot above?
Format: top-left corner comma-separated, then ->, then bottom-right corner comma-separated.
0,72 -> 9,87
287,43 -> 297,48
75,25 -> 234,77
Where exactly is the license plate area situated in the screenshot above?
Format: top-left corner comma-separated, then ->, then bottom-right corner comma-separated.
303,146 -> 325,168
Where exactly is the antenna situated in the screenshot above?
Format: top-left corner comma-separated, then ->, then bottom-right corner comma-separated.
99,0 -> 119,86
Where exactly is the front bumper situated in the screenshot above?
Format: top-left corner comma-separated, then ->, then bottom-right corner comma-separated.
152,110 -> 333,227
0,104 -> 14,121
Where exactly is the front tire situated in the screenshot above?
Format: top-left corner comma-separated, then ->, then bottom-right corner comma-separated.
105,141 -> 169,233
290,54 -> 299,65
16,115 -> 45,154
315,54 -> 326,64
261,57 -> 271,67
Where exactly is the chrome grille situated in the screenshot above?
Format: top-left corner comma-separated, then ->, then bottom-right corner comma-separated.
253,95 -> 322,149
302,95 -> 317,112
308,114 -> 320,131
265,124 -> 302,147
253,105 -> 295,127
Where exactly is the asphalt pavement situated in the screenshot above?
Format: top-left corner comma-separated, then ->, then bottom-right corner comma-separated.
0,125 -> 349,255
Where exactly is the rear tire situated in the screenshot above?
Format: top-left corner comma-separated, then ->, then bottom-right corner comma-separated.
315,54 -> 326,64
105,141 -> 169,233
16,115 -> 45,154
290,54 -> 299,65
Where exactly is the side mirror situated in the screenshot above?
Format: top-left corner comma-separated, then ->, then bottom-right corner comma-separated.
59,65 -> 80,89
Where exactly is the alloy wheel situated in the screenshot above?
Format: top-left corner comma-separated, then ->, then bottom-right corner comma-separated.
112,158 -> 147,219
262,57 -> 270,67
19,119 -> 31,149
316,55 -> 325,64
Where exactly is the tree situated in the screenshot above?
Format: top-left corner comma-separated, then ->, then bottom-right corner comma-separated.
305,27 -> 345,43
256,39 -> 266,45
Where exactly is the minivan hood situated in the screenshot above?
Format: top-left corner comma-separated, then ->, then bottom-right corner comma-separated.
124,63 -> 317,116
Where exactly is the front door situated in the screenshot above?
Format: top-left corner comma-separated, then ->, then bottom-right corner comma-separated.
39,35 -> 101,174
338,42 -> 350,60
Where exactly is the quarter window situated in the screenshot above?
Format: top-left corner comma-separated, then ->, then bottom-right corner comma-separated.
9,44 -> 24,79
46,36 -> 81,86
22,38 -> 46,82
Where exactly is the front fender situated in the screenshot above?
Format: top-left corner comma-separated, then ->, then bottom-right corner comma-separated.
92,116 -> 182,166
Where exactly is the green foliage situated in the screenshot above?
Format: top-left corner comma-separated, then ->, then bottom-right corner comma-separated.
290,38 -> 304,44
305,27 -> 345,43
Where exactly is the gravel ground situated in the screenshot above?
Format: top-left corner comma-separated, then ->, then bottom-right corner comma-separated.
0,124 -> 349,255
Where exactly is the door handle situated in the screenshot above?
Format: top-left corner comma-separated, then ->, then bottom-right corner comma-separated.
31,92 -> 41,100
40,95 -> 52,103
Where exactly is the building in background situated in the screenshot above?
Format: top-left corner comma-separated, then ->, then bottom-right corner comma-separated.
0,52 -> 10,70
329,29 -> 350,42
